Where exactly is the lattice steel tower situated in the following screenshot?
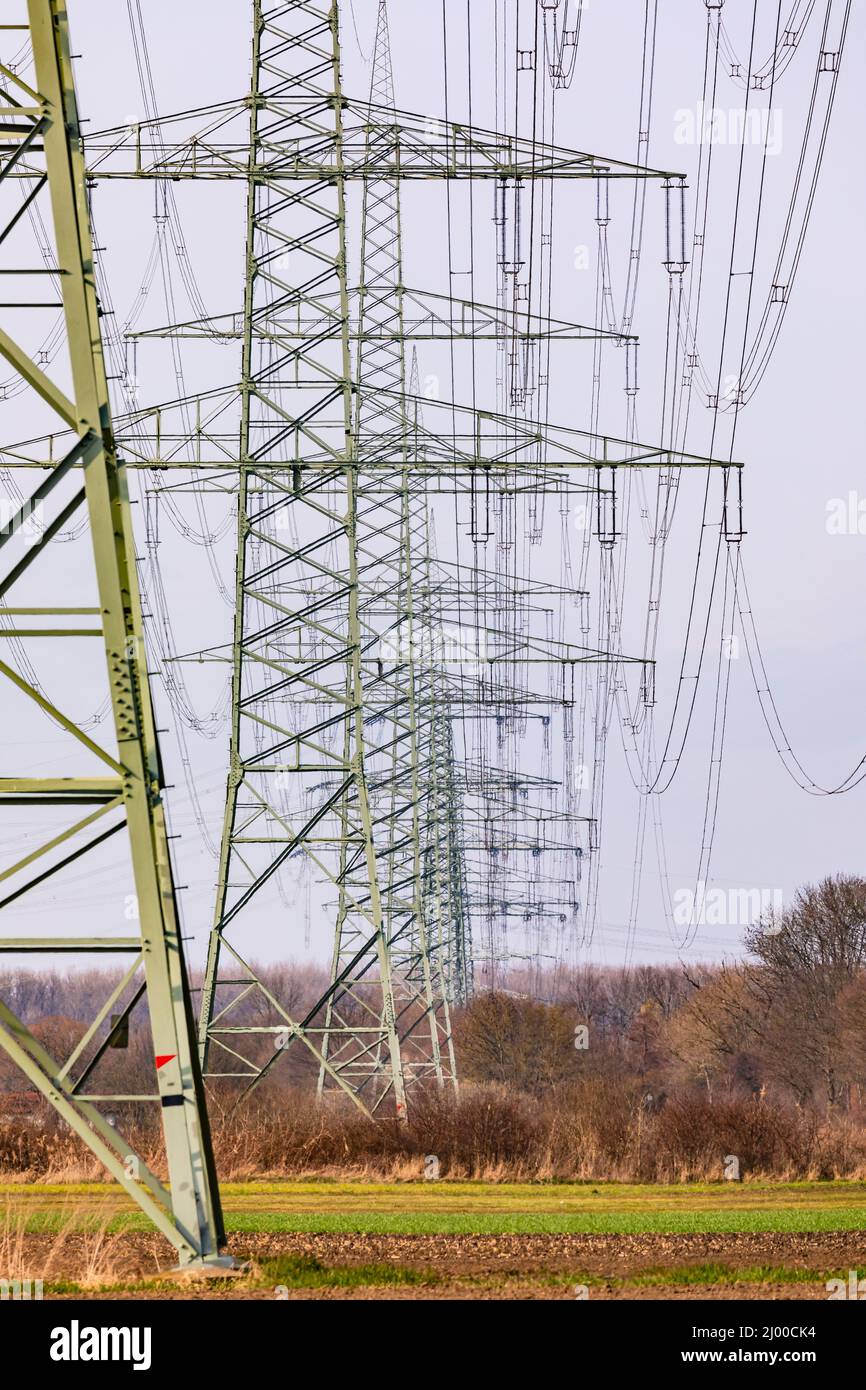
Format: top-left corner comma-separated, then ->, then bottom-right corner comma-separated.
197,0 -> 417,1114
0,0 -> 226,1267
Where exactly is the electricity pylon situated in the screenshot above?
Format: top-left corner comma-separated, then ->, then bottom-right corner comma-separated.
197,0 -> 413,1115
406,351 -> 472,1007
77,0 -> 742,1118
0,0 -> 226,1267
315,0 -> 458,1103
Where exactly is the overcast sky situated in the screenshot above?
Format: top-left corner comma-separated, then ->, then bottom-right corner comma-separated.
17,0 -> 861,973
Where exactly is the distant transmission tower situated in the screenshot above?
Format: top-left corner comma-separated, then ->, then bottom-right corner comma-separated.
316,0 -> 459,1103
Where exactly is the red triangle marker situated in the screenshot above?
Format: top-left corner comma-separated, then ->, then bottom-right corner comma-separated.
155,1054 -> 175,1070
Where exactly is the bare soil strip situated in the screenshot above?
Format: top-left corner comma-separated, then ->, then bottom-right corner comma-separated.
9,1230 -> 865,1300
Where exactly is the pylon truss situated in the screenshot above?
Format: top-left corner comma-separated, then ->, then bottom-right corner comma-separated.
127,286 -> 635,345
85,386 -> 740,477
81,102 -> 685,184
0,1 -> 226,1266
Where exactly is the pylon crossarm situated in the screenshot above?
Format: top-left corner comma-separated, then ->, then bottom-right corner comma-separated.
82,97 -> 685,183
127,286 -> 637,345
104,378 -> 743,473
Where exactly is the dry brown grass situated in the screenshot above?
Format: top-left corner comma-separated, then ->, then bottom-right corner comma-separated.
4,1083 -> 866,1184
0,1198 -> 136,1288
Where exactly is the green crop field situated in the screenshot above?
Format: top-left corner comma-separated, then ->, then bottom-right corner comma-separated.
3,1180 -> 866,1236
4,1181 -> 864,1299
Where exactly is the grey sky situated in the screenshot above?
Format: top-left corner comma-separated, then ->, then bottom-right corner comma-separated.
24,0 -> 862,972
